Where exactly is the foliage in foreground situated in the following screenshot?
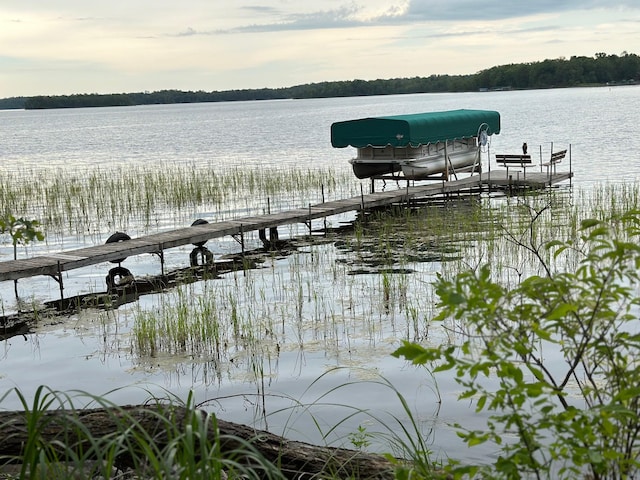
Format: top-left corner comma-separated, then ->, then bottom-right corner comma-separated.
394,210 -> 640,479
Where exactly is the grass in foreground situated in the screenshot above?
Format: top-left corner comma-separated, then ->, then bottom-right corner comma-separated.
0,386 -> 285,480
1,384 -> 442,479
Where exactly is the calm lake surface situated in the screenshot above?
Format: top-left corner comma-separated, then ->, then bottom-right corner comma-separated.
1,86 -> 639,465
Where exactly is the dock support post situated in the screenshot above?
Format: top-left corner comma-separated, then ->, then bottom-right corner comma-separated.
406,180 -> 410,208
444,142 -> 449,182
240,224 -> 245,255
269,227 -> 279,242
57,261 -> 64,303
321,184 -> 327,234
360,184 -> 365,213
569,144 -> 573,187
159,246 -> 165,276
308,204 -> 312,235
540,145 -> 543,173
487,144 -> 492,194
260,228 -> 279,249
45,264 -> 65,306
370,178 -> 375,194
259,228 -> 267,248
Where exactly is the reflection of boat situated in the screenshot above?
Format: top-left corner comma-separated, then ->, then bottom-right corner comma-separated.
331,109 -> 500,180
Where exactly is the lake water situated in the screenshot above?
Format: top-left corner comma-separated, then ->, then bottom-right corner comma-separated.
1,85 -> 640,466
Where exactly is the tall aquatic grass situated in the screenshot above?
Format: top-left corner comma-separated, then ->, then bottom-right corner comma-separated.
131,278 -> 280,381
0,164 -> 357,240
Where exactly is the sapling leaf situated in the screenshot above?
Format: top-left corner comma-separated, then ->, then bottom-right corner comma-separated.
580,218 -> 601,229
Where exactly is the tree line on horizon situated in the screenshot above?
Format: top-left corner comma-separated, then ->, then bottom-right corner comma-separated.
1,52 -> 638,110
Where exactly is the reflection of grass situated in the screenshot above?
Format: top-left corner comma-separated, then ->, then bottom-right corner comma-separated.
341,184 -> 640,282
130,239 -> 441,380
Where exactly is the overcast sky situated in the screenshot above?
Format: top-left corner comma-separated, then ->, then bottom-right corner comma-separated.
1,1 -> 638,97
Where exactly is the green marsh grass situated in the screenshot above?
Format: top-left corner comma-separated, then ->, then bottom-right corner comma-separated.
0,164 -> 357,239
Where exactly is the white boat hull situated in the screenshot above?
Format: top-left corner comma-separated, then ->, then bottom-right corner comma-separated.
349,159 -> 401,179
347,138 -> 480,180
401,147 -> 479,180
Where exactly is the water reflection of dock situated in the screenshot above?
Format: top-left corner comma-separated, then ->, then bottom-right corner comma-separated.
0,170 -> 572,287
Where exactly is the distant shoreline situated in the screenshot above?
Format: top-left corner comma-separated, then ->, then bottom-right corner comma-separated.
1,81 -> 637,112
1,52 -> 638,111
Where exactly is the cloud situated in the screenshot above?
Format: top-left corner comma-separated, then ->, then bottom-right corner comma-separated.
151,0 -> 640,41
204,0 -> 640,34
241,6 -> 281,16
177,27 -> 197,37
404,0 -> 639,21
227,3 -> 364,33
403,23 -> 559,41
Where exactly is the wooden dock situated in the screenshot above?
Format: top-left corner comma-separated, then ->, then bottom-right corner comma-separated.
0,170 -> 572,286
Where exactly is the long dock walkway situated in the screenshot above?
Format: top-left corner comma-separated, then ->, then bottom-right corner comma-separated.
0,170 -> 572,285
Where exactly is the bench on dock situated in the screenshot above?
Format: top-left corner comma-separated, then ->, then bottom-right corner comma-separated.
495,154 -> 534,177
541,149 -> 567,175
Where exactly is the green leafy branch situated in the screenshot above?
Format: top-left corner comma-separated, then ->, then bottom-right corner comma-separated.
0,214 -> 45,261
393,210 -> 640,479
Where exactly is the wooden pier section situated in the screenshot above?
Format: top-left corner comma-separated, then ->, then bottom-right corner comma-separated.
0,170 -> 572,286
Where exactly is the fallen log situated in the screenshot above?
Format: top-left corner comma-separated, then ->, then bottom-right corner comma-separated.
0,404 -> 398,479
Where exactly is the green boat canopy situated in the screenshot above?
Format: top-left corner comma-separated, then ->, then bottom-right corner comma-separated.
331,109 -> 500,148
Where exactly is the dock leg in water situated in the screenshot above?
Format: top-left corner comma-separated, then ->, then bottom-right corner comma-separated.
259,228 -> 268,248
269,227 -> 279,242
